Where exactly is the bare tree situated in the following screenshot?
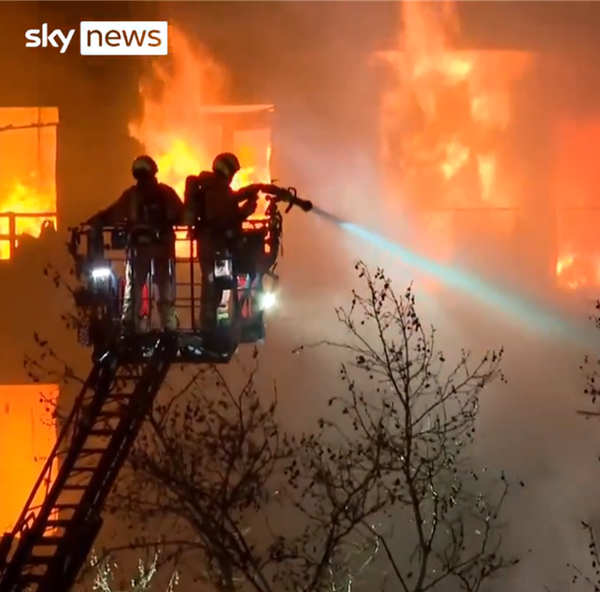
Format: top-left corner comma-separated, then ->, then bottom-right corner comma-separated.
108,360 -> 287,592
107,263 -> 519,592
569,303 -> 600,591
289,263 -> 519,592
107,354 -> 386,592
83,551 -> 178,592
561,521 -> 600,592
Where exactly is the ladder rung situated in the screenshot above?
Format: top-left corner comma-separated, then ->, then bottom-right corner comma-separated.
36,536 -> 63,546
20,571 -> 47,581
89,429 -> 115,436
97,411 -> 123,418
45,519 -> 72,529
27,555 -> 53,565
4,339 -> 175,592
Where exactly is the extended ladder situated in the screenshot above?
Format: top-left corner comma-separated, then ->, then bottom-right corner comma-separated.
0,334 -> 177,592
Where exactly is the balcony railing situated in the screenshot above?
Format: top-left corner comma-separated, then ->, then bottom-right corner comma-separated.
0,211 -> 57,260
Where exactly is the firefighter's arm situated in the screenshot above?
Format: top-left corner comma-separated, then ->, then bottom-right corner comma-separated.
241,184 -> 312,212
86,190 -> 131,226
235,183 -> 282,204
234,185 -> 262,221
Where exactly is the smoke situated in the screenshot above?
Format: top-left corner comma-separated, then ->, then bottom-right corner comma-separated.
133,2 -> 600,590
312,203 -> 598,351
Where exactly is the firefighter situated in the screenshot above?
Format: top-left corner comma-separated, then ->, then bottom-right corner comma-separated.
184,152 -> 264,336
88,155 -> 184,332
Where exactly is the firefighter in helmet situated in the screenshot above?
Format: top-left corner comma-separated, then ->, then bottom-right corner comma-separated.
88,155 -> 184,332
184,152 -> 267,336
185,152 -> 300,337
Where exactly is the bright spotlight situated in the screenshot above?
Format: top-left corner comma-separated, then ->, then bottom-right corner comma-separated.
90,267 -> 111,281
259,291 -> 277,311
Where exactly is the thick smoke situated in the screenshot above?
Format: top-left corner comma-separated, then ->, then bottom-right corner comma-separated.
152,3 -> 600,591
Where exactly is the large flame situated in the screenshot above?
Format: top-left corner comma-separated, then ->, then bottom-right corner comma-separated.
129,27 -> 226,197
129,26 -> 272,259
0,107 -> 58,260
381,1 -> 529,285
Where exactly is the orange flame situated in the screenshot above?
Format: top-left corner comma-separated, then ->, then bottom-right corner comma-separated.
129,27 -> 227,198
129,26 -> 272,260
381,2 -> 529,285
384,2 -> 528,207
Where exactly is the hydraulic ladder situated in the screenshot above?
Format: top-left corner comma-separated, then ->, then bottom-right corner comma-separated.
0,334 -> 177,592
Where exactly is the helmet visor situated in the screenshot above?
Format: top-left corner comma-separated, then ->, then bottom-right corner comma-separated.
133,158 -> 155,175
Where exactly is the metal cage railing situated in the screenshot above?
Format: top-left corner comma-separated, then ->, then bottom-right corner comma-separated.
68,218 -> 280,358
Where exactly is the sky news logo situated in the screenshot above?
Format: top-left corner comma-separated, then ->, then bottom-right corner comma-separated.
24,22 -> 168,56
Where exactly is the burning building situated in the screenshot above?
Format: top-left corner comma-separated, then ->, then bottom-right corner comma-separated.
0,23 -> 278,530
2,0 -> 600,538
379,1 -> 600,301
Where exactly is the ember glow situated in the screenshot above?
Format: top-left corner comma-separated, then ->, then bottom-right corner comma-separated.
554,120 -> 600,291
0,107 -> 58,260
556,253 -> 600,291
380,1 -> 530,285
129,26 -> 272,258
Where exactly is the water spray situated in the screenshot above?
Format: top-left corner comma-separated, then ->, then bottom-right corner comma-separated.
308,205 -> 597,348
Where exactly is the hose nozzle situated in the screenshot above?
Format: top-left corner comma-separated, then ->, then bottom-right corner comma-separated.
296,198 -> 313,212
280,187 -> 313,213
